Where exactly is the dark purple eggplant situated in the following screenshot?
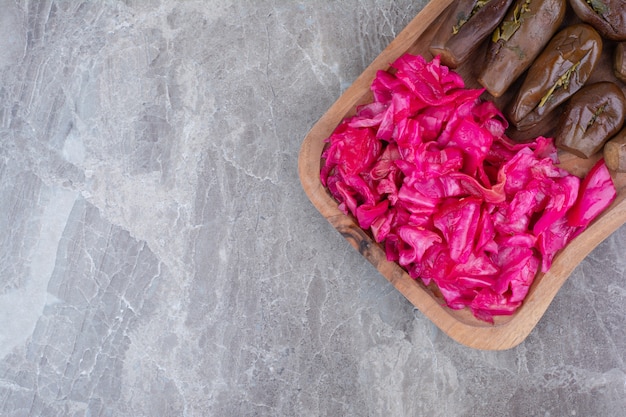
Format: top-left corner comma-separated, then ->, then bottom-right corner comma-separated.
477,0 -> 566,97
507,24 -> 603,131
429,0 -> 515,69
556,82 -> 626,158
604,126 -> 626,172
569,0 -> 626,41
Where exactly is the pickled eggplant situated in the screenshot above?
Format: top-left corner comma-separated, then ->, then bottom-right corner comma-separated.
429,0 -> 515,68
604,127 -> 626,172
477,0 -> 566,97
615,42 -> 626,83
507,24 -> 603,131
569,0 -> 626,41
556,82 -> 626,158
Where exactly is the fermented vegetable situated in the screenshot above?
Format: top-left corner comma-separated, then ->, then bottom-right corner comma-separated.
556,82 -> 626,158
507,24 -> 603,131
569,0 -> 626,41
429,0 -> 515,68
604,127 -> 626,172
320,54 -> 616,322
478,0 -> 566,97
567,158 -> 617,229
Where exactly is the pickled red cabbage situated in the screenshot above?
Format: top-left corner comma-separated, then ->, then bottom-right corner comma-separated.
320,54 -> 616,322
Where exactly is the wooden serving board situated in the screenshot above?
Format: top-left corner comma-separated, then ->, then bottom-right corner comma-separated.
298,0 -> 626,350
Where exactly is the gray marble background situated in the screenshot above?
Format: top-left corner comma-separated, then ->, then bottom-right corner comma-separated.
1,1 -> 624,416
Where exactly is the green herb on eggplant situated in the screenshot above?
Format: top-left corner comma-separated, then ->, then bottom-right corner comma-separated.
538,61 -> 581,108
453,0 -> 491,34
491,0 -> 532,43
586,0 -> 608,14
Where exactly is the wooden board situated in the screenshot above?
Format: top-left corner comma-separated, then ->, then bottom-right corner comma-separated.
298,0 -> 626,350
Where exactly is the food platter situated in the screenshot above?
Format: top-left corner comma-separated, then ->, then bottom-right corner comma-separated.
298,0 -> 626,350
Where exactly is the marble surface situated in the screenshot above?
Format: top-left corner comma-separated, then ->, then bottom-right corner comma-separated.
1,0 -> 625,416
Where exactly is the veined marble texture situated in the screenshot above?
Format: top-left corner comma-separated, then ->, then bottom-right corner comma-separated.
0,0 -> 624,416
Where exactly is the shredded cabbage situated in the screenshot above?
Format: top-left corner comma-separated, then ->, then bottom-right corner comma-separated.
320,54 -> 617,322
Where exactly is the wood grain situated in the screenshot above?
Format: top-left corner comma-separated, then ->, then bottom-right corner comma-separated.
298,0 -> 626,350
